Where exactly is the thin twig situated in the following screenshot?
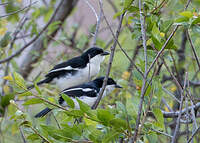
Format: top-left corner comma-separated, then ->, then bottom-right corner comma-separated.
188,126 -> 200,143
92,0 -> 103,46
150,128 -> 173,138
171,72 -> 187,143
19,126 -> 27,143
92,2 -> 125,109
84,0 -> 98,21
52,113 -> 61,129
132,0 -> 148,141
0,0 -> 64,64
186,30 -> 200,71
0,1 -> 37,18
162,102 -> 200,118
28,125 -> 51,143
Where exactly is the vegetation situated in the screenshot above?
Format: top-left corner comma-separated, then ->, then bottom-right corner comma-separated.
0,0 -> 200,142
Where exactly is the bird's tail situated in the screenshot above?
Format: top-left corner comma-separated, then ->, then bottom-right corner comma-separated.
34,107 -> 52,118
27,78 -> 53,90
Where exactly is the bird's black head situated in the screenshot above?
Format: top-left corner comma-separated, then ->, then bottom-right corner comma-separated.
93,76 -> 122,88
81,47 -> 109,60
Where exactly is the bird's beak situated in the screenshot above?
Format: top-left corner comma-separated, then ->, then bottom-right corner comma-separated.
115,84 -> 122,88
101,51 -> 110,56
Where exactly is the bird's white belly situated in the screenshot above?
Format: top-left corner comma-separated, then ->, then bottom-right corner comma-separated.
53,63 -> 100,90
61,96 -> 97,109
53,72 -> 89,90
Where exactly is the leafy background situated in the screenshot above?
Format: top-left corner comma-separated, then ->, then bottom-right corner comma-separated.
0,0 -> 200,143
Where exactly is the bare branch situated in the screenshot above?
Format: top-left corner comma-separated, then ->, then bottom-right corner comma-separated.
132,0 -> 148,141
92,2 -> 125,109
162,102 -> 200,118
186,30 -> 200,71
0,1 -> 37,18
0,0 -> 64,64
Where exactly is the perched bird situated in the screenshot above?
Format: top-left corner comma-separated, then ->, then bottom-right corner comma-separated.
28,47 -> 109,90
35,77 -> 122,118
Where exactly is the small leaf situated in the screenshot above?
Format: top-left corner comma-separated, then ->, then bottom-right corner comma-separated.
191,17 -> 200,25
97,109 -> 114,125
34,82 -> 42,95
76,98 -> 91,112
27,134 -> 40,141
179,11 -> 193,18
109,118 -> 127,129
3,74 -> 13,81
61,94 -> 75,109
23,98 -> 43,105
13,72 -> 27,89
153,108 -> 164,129
123,0 -> 134,10
65,109 -> 84,117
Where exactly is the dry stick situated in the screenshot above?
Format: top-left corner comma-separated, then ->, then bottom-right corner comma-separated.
171,72 -> 187,143
92,0 -> 103,46
28,125 -> 51,143
132,0 -> 147,141
0,0 -> 64,64
52,113 -> 61,129
0,2 -> 10,5
188,126 -> 200,143
92,3 -> 125,109
150,128 -> 172,138
186,30 -> 200,71
19,126 -> 27,143
162,87 -> 181,103
150,0 -> 166,14
147,0 -> 191,76
0,1 -> 37,18
162,102 -> 200,118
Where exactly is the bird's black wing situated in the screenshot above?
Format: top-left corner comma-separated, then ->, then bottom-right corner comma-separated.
61,84 -> 98,98
45,56 -> 86,78
58,84 -> 98,105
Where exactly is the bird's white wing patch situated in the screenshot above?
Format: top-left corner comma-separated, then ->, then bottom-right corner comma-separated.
48,66 -> 78,74
62,88 -> 93,93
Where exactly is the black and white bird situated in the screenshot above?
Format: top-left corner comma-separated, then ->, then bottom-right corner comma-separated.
28,47 -> 109,90
35,77 -> 122,118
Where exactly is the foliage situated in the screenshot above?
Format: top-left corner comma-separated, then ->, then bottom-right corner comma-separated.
0,0 -> 200,143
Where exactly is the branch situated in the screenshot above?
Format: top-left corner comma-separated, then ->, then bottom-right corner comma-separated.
0,1 -> 37,18
19,0 -> 79,78
92,1 -> 103,46
92,1 -> 125,109
186,30 -> 200,71
132,0 -> 148,141
0,0 -> 63,64
162,102 -> 200,118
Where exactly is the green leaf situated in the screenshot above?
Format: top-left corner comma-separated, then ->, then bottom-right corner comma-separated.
102,130 -> 120,143
0,32 -> 11,48
146,132 -> 158,143
179,11 -> 193,18
123,0 -> 134,10
76,98 -> 91,112
34,82 -> 42,95
151,35 -> 162,50
23,98 -> 43,105
152,24 -> 160,40
152,108 -> 164,129
97,109 -> 114,125
61,94 -> 75,109
109,118 -> 127,129
47,21 -> 61,35
27,134 -> 40,141
65,109 -> 84,117
13,72 -> 27,89
175,17 -> 189,24
191,17 -> 200,25
18,91 -> 32,97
